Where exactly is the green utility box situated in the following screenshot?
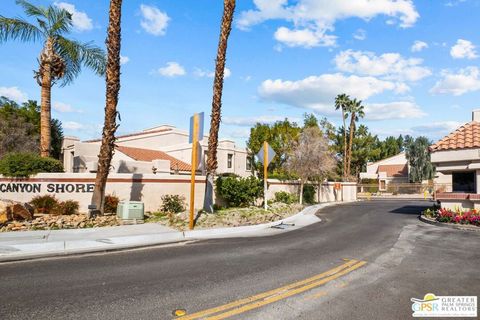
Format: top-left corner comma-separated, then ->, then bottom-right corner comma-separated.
117,201 -> 144,224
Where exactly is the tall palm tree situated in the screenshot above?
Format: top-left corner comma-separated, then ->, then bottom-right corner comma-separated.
334,93 -> 350,180
203,0 -> 236,213
0,0 -> 106,157
346,98 -> 365,178
91,0 -> 122,215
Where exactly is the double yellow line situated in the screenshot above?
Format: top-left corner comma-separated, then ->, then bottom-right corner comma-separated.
175,259 -> 366,320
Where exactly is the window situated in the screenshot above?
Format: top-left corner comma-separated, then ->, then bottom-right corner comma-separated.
227,154 -> 233,169
246,156 -> 252,171
452,171 -> 475,193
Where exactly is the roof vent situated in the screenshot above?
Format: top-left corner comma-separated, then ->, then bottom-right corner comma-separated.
473,109 -> 480,122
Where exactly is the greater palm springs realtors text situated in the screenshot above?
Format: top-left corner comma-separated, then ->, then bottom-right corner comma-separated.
0,183 -> 95,193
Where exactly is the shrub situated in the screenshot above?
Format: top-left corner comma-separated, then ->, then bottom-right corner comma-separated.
161,194 -> 186,213
302,184 -> 316,204
104,194 -> 120,213
274,191 -> 298,204
52,200 -> 79,215
0,152 -> 63,178
30,195 -> 58,213
216,176 -> 262,207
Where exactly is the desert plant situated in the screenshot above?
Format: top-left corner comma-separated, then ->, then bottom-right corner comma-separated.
161,194 -> 186,214
274,191 -> 298,204
216,175 -> 262,207
30,194 -> 58,213
302,184 -> 316,204
51,200 -> 79,215
104,194 -> 120,213
0,152 -> 63,177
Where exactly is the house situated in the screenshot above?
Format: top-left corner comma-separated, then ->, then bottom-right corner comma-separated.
430,110 -> 480,210
61,125 -> 252,177
359,152 -> 409,190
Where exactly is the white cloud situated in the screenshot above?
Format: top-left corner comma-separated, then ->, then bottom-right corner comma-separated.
450,39 -> 478,59
411,40 -> 428,52
353,29 -> 367,41
364,101 -> 426,120
0,86 -> 28,103
237,0 -> 419,48
63,121 -> 84,130
140,4 -> 170,36
274,27 -> 336,48
411,121 -> 462,136
258,73 -> 405,114
120,55 -> 130,65
53,102 -> 82,113
334,50 -> 431,82
430,66 -> 480,96
223,115 -> 300,126
156,62 -> 186,77
54,2 -> 93,32
193,67 -> 231,79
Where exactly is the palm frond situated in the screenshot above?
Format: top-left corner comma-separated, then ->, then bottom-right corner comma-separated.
47,7 -> 73,36
0,16 -> 42,43
15,0 -> 48,18
54,36 -> 106,86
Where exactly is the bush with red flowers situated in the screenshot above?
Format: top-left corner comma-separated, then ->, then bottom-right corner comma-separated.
423,207 -> 480,226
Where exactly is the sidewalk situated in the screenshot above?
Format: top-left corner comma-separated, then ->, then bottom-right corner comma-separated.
0,202 -> 343,262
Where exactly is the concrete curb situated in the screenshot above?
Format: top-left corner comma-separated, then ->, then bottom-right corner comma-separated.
0,201 -> 353,262
419,215 -> 480,232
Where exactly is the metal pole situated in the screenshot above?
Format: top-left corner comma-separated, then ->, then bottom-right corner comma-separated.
264,141 -> 268,211
189,114 -> 199,230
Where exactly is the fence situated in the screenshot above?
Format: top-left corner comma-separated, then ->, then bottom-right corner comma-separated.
357,183 -> 436,199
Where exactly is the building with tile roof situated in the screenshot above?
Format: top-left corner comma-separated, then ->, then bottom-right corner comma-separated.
359,152 -> 409,190
61,125 -> 252,177
430,110 -> 480,210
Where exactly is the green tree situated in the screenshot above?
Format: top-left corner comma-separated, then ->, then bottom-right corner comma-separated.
0,0 -> 105,157
346,98 -> 365,178
0,97 -> 63,159
246,119 -> 301,179
377,135 -> 404,159
303,113 -> 319,128
335,94 -> 350,179
404,136 -> 434,183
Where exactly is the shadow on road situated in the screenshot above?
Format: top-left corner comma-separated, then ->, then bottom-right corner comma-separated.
389,204 -> 430,215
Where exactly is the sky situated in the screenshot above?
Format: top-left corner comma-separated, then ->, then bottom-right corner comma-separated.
1,0 -> 480,148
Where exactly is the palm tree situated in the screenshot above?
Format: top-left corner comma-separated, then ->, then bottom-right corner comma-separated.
334,94 -> 350,180
203,0 -> 236,213
0,0 -> 105,157
91,0 -> 122,215
346,98 -> 365,178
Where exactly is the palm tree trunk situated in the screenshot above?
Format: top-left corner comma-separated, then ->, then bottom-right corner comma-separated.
91,0 -> 122,215
347,112 -> 356,178
342,109 -> 347,180
203,0 -> 236,213
40,38 -> 53,158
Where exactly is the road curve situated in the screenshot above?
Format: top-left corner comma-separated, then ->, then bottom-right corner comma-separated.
1,200 -> 479,320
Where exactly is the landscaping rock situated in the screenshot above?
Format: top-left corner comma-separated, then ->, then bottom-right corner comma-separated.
0,200 -> 34,223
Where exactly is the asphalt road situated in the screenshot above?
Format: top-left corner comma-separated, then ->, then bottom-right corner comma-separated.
1,200 -> 479,320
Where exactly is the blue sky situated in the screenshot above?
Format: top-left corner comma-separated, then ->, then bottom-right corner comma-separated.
1,0 -> 480,147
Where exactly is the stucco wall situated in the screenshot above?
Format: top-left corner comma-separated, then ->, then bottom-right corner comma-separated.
0,174 -> 357,214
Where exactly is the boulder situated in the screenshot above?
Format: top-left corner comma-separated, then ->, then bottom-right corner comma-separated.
0,200 -> 34,223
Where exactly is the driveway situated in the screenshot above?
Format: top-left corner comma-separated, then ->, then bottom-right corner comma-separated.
0,200 -> 478,319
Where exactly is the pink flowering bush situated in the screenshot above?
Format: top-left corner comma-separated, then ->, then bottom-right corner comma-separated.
428,207 -> 480,226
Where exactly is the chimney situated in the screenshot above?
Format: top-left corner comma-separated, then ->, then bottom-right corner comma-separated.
473,109 -> 480,122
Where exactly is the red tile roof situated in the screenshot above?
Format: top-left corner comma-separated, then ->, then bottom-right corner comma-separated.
116,146 -> 191,172
85,128 -> 172,143
430,121 -> 480,152
377,164 -> 408,177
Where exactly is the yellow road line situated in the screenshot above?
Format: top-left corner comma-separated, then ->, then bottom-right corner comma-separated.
205,261 -> 367,320
176,259 -> 364,320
